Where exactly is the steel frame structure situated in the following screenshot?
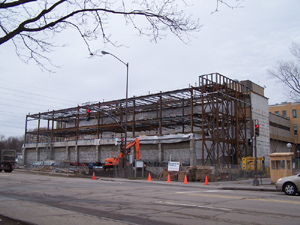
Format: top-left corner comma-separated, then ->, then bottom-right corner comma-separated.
25,73 -> 251,165
199,74 -> 250,165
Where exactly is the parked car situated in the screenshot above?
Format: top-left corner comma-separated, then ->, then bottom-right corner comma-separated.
275,173 -> 300,195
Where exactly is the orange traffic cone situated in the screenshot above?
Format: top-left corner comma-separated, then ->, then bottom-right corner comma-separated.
204,175 -> 209,185
148,173 -> 152,182
92,172 -> 96,180
167,174 -> 171,183
183,175 -> 188,184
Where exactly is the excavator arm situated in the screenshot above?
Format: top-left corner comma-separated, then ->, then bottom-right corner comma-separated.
125,138 -> 141,160
134,138 -> 141,160
104,138 -> 141,169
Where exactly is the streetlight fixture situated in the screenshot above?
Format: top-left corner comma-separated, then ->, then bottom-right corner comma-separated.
101,51 -> 129,168
287,143 -> 292,152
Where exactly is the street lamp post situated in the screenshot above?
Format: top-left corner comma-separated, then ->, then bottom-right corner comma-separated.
102,51 -> 129,169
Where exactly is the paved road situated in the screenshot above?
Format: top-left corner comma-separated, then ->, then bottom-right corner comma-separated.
1,171 -> 300,225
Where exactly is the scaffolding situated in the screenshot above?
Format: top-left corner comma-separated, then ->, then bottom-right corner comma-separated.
199,74 -> 250,165
25,73 -> 251,165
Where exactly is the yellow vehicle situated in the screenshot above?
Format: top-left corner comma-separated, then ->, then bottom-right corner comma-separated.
242,157 -> 264,171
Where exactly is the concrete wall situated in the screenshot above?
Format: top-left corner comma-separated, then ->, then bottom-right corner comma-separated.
270,140 -> 293,153
269,112 -> 293,154
269,102 -> 300,155
162,142 -> 190,164
269,113 -> 292,142
251,92 -> 271,164
241,80 -> 264,96
23,136 -> 193,166
25,149 -> 36,164
79,146 -> 96,163
69,146 -> 76,162
54,148 -> 66,161
139,144 -> 160,162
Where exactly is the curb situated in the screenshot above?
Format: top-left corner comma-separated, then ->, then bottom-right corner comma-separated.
219,186 -> 277,192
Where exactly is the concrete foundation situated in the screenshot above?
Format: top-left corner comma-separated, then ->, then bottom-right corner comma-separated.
23,134 -> 195,166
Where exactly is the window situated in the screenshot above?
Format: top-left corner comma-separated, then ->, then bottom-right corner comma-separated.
282,110 -> 287,117
271,161 -> 275,170
275,111 -> 279,115
271,160 -> 285,170
287,160 -> 291,170
292,109 -> 297,118
294,124 -> 298,136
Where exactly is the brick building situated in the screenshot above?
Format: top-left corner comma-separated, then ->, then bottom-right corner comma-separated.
269,102 -> 300,158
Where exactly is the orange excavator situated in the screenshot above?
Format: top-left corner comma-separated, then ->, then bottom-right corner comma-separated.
103,138 -> 141,170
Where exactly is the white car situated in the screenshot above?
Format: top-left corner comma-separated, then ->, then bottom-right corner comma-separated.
275,173 -> 300,195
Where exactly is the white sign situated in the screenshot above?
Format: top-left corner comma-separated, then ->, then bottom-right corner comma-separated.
135,160 -> 144,168
168,161 -> 180,172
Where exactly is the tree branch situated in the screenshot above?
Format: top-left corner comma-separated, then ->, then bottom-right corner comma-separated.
268,42 -> 300,100
0,0 -> 67,45
0,0 -> 239,71
0,0 -> 36,9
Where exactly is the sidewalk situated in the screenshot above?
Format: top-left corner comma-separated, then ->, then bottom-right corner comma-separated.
98,176 -> 276,192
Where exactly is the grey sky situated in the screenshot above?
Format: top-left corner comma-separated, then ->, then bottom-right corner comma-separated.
1,0 -> 300,137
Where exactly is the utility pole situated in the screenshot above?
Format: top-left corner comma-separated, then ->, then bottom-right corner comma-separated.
101,51 -> 129,172
253,119 -> 259,186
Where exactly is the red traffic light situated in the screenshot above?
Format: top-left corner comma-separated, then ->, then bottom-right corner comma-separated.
86,109 -> 91,121
255,124 -> 259,136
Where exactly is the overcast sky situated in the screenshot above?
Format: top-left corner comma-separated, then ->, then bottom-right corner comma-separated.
1,0 -> 300,137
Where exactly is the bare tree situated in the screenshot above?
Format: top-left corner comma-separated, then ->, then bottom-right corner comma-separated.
0,0 -> 241,71
268,41 -> 300,101
0,135 -> 24,153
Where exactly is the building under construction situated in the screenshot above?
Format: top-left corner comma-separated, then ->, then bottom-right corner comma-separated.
23,73 -> 270,167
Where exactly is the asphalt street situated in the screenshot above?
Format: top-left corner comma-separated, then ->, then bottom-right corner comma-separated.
0,170 -> 299,225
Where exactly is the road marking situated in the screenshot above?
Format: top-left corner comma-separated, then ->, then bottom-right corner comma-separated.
176,190 -> 233,194
176,192 -> 300,205
205,190 -> 232,193
154,200 -> 232,212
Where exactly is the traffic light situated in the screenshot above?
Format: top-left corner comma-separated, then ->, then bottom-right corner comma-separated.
86,109 -> 91,121
248,139 -> 252,146
255,124 -> 259,136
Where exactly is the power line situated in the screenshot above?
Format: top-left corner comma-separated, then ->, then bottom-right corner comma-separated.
0,124 -> 24,129
0,77 -> 82,101
0,97 -> 55,108
0,90 -> 73,106
0,80 -> 87,136
0,103 -> 42,111
0,110 -> 25,117
0,86 -> 79,104
0,120 -> 24,125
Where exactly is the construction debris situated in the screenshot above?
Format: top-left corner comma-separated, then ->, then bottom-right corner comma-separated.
186,165 -> 215,182
157,167 -> 185,181
31,165 -> 89,174
157,165 -> 215,182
